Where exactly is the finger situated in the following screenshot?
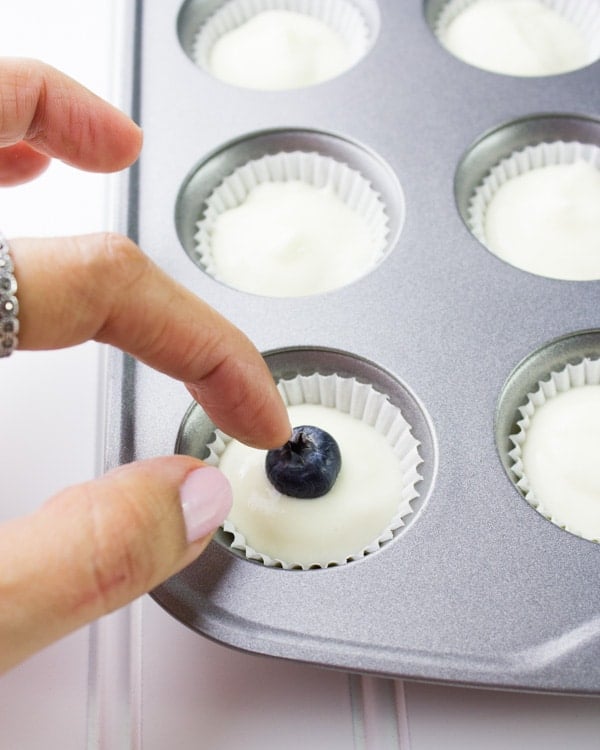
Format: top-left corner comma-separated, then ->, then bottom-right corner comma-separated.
10,233 -> 291,449
0,58 -> 142,172
0,142 -> 50,185
0,457 -> 231,673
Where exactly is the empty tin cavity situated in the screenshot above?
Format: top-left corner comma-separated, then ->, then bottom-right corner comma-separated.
175,128 -> 405,296
496,330 -> 600,543
177,0 -> 380,89
454,113 -> 600,280
426,0 -> 600,76
176,346 -> 437,568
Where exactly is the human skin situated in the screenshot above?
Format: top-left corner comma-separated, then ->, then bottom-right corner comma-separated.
0,58 -> 291,672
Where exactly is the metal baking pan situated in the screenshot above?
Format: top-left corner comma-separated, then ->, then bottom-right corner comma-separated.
104,0 -> 600,694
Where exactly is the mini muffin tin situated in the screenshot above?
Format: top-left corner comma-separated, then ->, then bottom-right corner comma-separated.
105,0 -> 600,694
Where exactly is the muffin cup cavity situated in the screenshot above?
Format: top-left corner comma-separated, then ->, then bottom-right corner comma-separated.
429,0 -> 600,76
175,129 -> 405,296
175,347 -> 436,570
466,139 -> 600,279
496,330 -> 600,543
178,0 -> 379,88
455,114 -> 600,278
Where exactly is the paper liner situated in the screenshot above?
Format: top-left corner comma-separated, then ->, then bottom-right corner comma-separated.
435,0 -> 600,74
508,357 -> 600,542
467,140 -> 600,253
205,372 -> 423,569
193,150 -> 390,293
193,0 -> 371,83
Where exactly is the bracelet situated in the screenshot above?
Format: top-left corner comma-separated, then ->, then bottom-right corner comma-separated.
0,233 -> 19,357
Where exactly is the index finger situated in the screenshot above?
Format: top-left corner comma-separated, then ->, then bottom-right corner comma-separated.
0,58 -> 142,172
10,233 -> 292,450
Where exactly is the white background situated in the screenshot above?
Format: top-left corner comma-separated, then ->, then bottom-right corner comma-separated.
1,1 -> 600,748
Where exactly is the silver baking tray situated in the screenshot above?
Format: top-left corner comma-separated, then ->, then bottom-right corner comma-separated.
104,0 -> 600,694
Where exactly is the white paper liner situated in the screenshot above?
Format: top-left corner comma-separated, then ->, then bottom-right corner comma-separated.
193,150 -> 391,292
508,357 -> 600,542
435,0 -> 600,72
193,0 -> 371,81
205,372 -> 423,569
467,140 -> 600,248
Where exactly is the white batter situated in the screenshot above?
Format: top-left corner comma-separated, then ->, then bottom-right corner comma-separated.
521,386 -> 600,539
218,404 -> 405,567
441,0 -> 588,76
483,160 -> 600,280
208,10 -> 353,89
209,180 -> 381,296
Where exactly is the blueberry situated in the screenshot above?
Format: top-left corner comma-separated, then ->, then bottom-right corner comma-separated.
265,425 -> 342,499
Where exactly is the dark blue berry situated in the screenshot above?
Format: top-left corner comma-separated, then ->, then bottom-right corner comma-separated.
265,425 -> 342,499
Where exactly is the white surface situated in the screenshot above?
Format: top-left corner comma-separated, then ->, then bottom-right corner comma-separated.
1,2 -> 600,749
0,2 -> 111,748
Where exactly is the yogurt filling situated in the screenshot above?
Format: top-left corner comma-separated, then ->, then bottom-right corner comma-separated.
440,0 -> 589,76
483,160 -> 600,280
208,180 -> 382,296
218,403 -> 405,566
208,9 -> 353,89
521,385 -> 600,539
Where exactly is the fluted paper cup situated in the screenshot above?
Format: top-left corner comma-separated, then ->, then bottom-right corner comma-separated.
194,149 -> 391,296
508,357 -> 600,542
192,0 -> 371,89
205,371 -> 423,569
434,0 -> 600,77
434,0 -> 600,76
467,140 -> 600,279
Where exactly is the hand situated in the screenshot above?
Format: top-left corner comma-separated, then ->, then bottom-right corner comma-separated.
0,58 -> 291,673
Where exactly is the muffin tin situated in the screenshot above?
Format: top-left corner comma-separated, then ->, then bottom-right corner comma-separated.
105,0 -> 600,694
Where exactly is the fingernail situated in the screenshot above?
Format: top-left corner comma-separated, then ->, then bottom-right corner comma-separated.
179,466 -> 233,544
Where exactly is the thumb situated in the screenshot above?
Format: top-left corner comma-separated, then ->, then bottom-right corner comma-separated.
0,456 -> 232,673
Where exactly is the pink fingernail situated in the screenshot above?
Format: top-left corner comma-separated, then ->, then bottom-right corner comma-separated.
179,466 -> 233,543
